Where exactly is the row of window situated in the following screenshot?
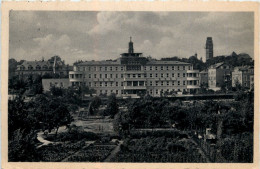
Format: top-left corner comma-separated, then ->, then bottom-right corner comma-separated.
98,88 -> 187,95
70,73 -> 190,79
19,65 -> 51,70
87,80 -> 187,87
76,65 -> 192,72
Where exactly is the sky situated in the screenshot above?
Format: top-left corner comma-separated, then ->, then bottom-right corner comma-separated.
9,11 -> 254,64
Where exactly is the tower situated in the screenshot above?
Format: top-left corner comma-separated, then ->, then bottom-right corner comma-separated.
205,37 -> 213,61
128,36 -> 134,54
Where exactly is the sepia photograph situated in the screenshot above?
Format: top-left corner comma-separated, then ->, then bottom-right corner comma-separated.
2,2 -> 259,169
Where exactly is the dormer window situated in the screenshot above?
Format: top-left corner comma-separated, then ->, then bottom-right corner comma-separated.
28,65 -> 33,70
36,65 -> 41,70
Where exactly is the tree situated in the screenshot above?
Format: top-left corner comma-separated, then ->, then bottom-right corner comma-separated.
105,93 -> 119,118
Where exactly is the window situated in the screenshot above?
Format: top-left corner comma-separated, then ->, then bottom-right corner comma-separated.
127,74 -> 130,78
110,74 -> 113,78
183,66 -> 185,70
150,81 -> 153,86
121,67 -> 123,71
111,90 -> 113,93
156,89 -> 158,94
155,66 -> 158,70
156,81 -> 158,86
150,74 -> 153,78
28,65 -> 33,70
161,81 -> 164,86
166,66 -> 169,70
172,73 -> 174,77
94,74 -> 96,78
155,74 -> 158,78
188,66 -> 191,70
161,66 -> 163,70
183,73 -> 185,77
36,65 -> 41,70
150,90 -> 153,94
100,90 -> 102,94
133,74 -> 136,78
105,74 -> 107,78
177,66 -> 180,70
116,82 -> 118,86
100,67 -> 102,71
144,66 -> 146,70
100,82 -> 102,87
89,74 -> 91,78
89,82 -> 91,87
144,74 -> 147,78
110,82 -> 113,86
172,66 -> 174,70
150,66 -> 152,70
121,74 -> 124,78
178,81 -> 180,85
116,90 -> 118,94
138,74 -> 141,78
105,67 -> 107,71
161,73 -> 163,78
167,81 -> 169,86
121,82 -> 124,86
178,73 -> 180,77
115,67 -> 118,71
100,74 -> 102,78
116,74 -> 118,78
94,82 -> 97,87
166,73 -> 169,78
105,82 -> 107,87
89,67 -> 91,71
110,67 -> 112,71
183,81 -> 185,85
172,81 -> 175,86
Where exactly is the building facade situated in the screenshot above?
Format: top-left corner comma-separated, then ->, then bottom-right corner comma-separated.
69,38 -> 200,97
16,56 -> 71,78
199,70 -> 208,86
208,62 -> 231,91
232,66 -> 254,89
205,37 -> 213,61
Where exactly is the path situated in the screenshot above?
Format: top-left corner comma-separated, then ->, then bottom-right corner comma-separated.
189,138 -> 211,162
103,141 -> 123,162
61,141 -> 95,162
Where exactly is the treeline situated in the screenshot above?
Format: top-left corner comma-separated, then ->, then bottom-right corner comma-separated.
161,52 -> 253,71
8,93 -> 74,161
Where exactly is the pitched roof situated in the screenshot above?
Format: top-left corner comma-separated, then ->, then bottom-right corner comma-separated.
146,60 -> 191,65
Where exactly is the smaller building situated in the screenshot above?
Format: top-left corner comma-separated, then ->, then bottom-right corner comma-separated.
232,66 -> 254,89
42,78 -> 70,92
208,62 -> 231,91
199,70 -> 208,86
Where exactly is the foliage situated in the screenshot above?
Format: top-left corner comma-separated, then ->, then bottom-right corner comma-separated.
105,93 -> 119,118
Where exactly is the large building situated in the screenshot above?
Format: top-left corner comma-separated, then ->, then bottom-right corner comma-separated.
16,56 -> 71,78
69,38 -> 200,97
208,62 -> 231,91
232,66 -> 254,89
205,37 -> 213,61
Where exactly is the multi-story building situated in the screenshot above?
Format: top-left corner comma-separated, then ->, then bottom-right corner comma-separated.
199,70 -> 208,86
16,56 -> 71,78
42,78 -> 70,92
205,37 -> 213,61
69,38 -> 200,97
232,66 -> 254,89
208,62 -> 231,91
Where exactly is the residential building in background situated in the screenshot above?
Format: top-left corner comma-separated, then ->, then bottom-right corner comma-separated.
208,62 -> 231,91
15,56 -> 72,78
199,70 -> 208,86
232,66 -> 254,89
205,37 -> 213,61
69,38 -> 200,97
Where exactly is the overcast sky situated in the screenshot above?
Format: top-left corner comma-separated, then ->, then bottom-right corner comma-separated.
9,11 -> 254,64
